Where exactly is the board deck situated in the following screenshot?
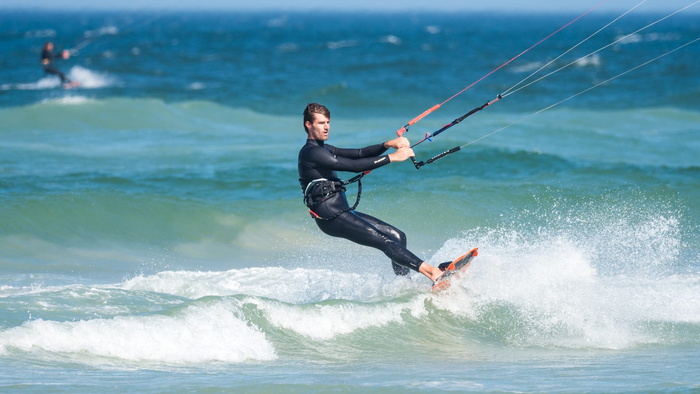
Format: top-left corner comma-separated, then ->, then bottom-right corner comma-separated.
431,247 -> 478,292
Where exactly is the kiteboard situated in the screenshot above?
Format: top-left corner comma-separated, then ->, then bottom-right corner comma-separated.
63,81 -> 80,89
431,247 -> 478,292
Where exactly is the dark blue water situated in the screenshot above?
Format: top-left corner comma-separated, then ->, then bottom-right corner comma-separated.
3,10 -> 699,113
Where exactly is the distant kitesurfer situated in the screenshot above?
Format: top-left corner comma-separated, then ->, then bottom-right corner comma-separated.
298,103 -> 450,284
41,42 -> 75,88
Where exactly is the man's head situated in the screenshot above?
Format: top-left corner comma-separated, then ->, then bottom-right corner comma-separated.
303,103 -> 331,141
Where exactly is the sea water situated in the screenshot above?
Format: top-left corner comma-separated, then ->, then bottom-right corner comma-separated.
1,7 -> 699,392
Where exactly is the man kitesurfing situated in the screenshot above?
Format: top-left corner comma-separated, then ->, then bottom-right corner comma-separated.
41,41 -> 78,88
297,103 -> 474,288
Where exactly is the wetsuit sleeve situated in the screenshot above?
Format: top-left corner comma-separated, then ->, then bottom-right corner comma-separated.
314,144 -> 391,173
328,143 -> 388,159
42,51 -> 58,60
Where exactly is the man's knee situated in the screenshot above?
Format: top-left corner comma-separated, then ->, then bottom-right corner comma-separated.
384,227 -> 407,246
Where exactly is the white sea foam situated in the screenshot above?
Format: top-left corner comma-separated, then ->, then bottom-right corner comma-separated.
121,266 -> 419,304
429,202 -> 698,349
249,296 -> 428,341
0,300 -> 276,364
1,66 -> 115,92
66,66 -> 115,89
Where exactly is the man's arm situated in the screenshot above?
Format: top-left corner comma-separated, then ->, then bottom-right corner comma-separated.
312,144 -> 390,173
329,136 -> 410,159
328,143 -> 387,160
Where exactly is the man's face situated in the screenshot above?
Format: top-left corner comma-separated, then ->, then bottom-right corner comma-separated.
305,113 -> 330,141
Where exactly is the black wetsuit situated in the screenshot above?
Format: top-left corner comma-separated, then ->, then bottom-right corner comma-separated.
41,48 -> 70,84
298,138 -> 424,275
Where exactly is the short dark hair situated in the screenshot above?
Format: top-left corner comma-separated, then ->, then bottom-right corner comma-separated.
303,103 -> 330,132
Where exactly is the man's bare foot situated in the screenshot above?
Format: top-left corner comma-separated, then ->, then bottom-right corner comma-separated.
418,262 -> 444,282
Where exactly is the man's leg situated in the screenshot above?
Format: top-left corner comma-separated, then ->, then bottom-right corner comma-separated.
316,210 -> 423,273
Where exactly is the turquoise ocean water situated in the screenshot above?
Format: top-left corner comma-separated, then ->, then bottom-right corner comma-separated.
1,6 -> 699,392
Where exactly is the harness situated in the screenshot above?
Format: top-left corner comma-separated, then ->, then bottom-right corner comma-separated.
303,172 -> 367,220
